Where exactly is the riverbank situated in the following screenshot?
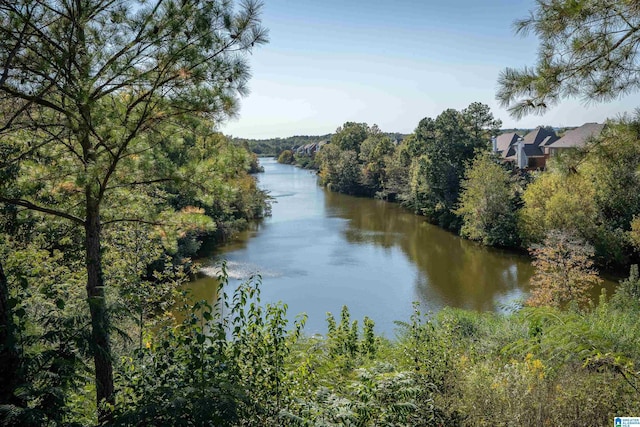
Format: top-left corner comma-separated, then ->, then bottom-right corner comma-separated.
149,266 -> 640,426
186,159 -> 617,336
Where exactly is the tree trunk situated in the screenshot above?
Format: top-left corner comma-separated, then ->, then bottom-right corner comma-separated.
85,204 -> 114,423
0,259 -> 20,404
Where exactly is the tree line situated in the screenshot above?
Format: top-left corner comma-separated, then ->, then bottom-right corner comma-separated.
312,105 -> 640,271
236,134 -> 331,157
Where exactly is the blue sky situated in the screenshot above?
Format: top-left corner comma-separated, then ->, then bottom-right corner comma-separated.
220,0 -> 640,139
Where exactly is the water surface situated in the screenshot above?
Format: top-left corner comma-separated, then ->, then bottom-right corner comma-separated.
189,159 -> 568,336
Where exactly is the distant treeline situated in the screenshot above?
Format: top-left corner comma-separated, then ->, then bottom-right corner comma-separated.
232,134 -> 331,156
233,132 -> 408,156
234,130 -> 589,159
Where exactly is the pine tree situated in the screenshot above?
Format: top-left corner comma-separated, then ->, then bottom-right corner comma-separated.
497,0 -> 640,118
0,0 -> 266,420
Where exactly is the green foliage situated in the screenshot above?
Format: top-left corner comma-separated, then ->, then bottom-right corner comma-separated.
402,104 -> 500,230
317,123 -> 405,197
360,132 -> 394,196
318,103 -> 503,233
292,154 -> 318,170
317,142 -> 366,196
114,266 -> 306,426
396,304 -> 453,395
2,249 -> 640,425
335,151 -> 364,196
519,115 -> 640,266
317,143 -> 341,188
613,265 -> 640,311
236,135 -> 331,157
497,0 -> 640,118
519,166 -> 598,246
0,0 -> 268,419
331,122 -> 369,153
381,134 -> 423,202
443,298 -> 640,426
324,306 -> 380,370
281,305 -> 453,426
361,317 -> 377,358
462,102 -> 503,146
457,152 -> 520,247
278,150 -> 295,164
0,242 -> 90,426
630,217 -> 640,251
583,118 -> 640,261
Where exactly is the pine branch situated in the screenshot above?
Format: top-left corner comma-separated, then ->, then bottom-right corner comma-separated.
0,197 -> 84,224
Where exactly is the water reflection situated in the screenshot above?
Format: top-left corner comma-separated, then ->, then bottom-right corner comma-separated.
323,191 -> 533,311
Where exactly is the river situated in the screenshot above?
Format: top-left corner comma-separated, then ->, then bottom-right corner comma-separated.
187,158 -> 610,337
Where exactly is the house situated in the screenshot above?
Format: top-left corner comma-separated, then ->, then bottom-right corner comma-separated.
295,143 -> 316,156
494,127 -> 558,169
493,123 -> 605,170
544,122 -> 605,155
295,140 -> 329,156
317,140 -> 330,151
493,132 -> 520,156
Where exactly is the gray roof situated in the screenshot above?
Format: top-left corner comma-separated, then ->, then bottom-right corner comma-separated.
496,132 -> 521,155
502,127 -> 559,158
540,135 -> 555,146
546,123 -> 605,149
522,127 -> 559,147
523,145 -> 545,157
498,126 -> 568,161
503,144 -> 545,159
504,146 -> 516,159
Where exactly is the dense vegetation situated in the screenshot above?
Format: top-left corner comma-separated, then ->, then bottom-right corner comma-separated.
235,135 -> 331,157
2,0 -> 640,425
315,109 -> 640,270
277,149 -> 295,165
0,118 -> 269,425
237,133 -> 408,159
316,103 -> 502,231
0,0 -> 269,423
3,258 -> 640,426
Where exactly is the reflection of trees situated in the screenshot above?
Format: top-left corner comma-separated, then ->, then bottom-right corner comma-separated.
197,220 -> 265,258
324,190 -> 533,311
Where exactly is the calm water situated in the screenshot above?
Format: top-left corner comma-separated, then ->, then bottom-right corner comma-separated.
187,158 -> 610,337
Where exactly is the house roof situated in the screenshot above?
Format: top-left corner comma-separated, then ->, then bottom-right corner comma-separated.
500,126 -> 568,162
540,135 -> 555,146
503,144 -> 545,159
502,127 -> 559,158
522,127 -> 559,147
496,132 -> 521,155
523,145 -> 545,157
546,123 -> 605,149
504,146 -> 516,159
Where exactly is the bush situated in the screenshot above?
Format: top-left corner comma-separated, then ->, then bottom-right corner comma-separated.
527,230 -> 602,308
277,150 -> 294,164
457,152 -> 520,247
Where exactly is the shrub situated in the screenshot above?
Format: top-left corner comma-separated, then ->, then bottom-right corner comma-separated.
527,230 -> 602,308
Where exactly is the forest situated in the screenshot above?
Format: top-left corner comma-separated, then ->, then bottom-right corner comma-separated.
2,0 -> 640,425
